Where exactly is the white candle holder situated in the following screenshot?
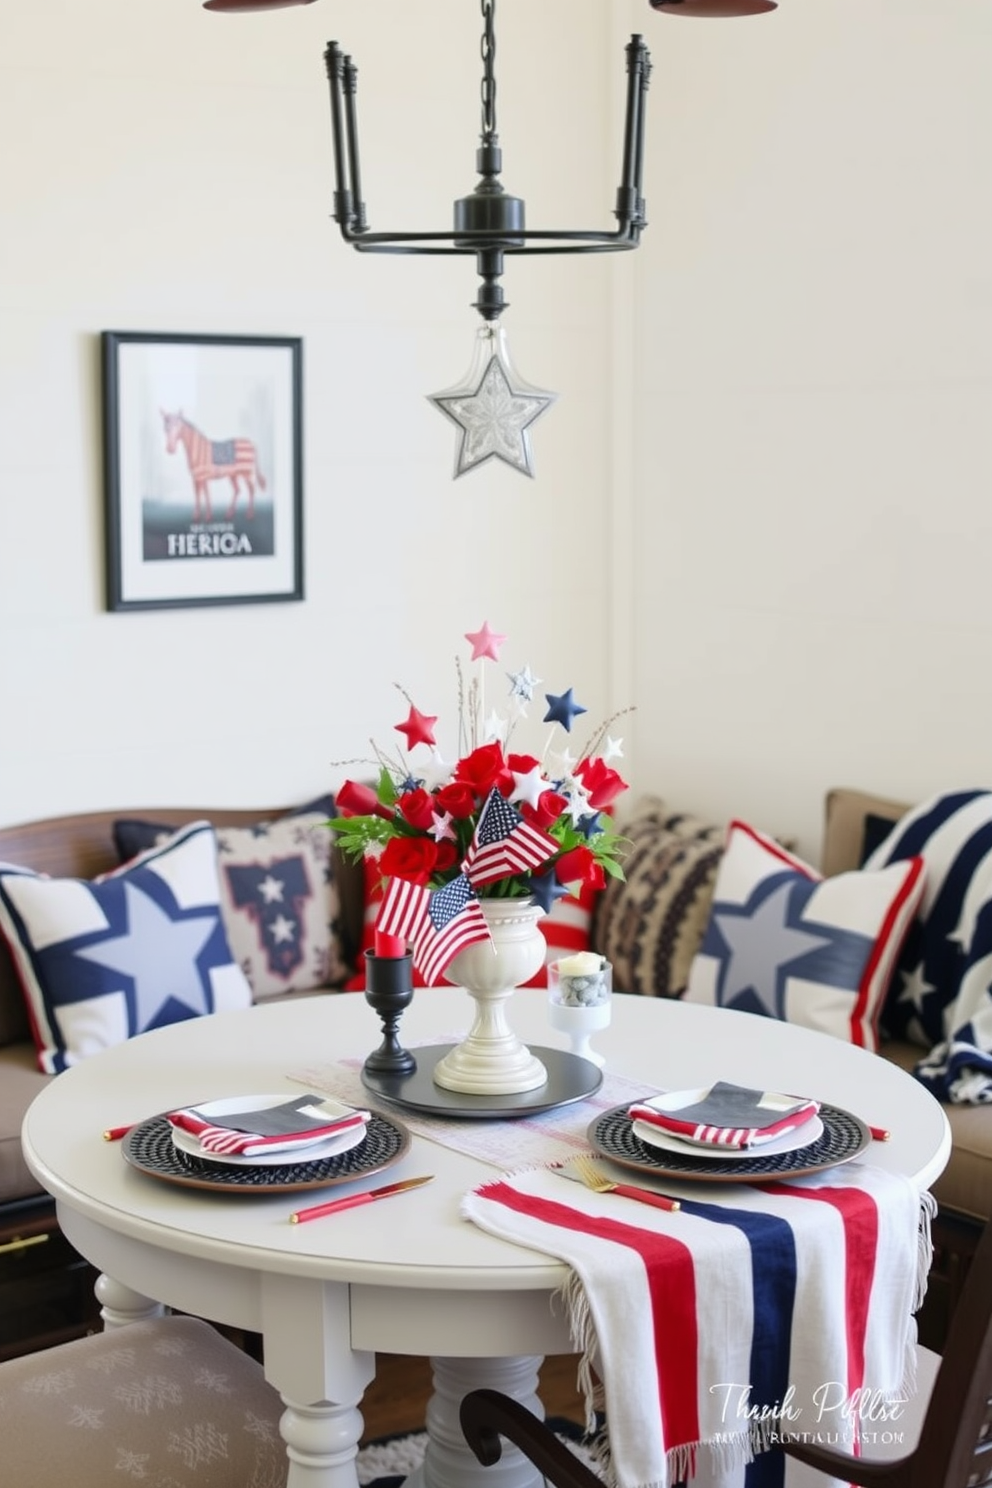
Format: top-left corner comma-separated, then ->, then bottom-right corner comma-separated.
547,955 -> 612,1068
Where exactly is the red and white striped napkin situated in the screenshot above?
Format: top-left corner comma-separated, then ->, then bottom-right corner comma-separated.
629,1083 -> 820,1151
166,1095 -> 369,1158
463,1163 -> 931,1488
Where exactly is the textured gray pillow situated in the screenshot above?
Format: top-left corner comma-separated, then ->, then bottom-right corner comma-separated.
593,797 -> 725,999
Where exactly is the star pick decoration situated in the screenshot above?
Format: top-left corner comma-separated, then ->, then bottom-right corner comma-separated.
465,621 -> 507,662
428,324 -> 557,479
507,664 -> 541,702
528,868 -> 571,916
543,688 -> 587,732
509,764 -> 547,812
394,705 -> 438,751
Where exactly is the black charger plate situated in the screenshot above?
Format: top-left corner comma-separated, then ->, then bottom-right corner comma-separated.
122,1109 -> 410,1194
588,1101 -> 870,1183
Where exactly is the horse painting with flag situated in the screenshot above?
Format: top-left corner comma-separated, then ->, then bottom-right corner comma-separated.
161,409 -> 267,524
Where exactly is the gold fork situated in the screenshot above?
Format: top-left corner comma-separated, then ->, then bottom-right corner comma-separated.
560,1154 -> 681,1213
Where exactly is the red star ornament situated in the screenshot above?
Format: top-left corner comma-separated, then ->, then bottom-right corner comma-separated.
395,705 -> 438,751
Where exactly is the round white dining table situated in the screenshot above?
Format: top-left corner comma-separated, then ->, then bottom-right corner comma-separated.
21,987 -> 950,1488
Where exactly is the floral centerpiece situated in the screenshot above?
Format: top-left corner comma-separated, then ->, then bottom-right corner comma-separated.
330,622 -> 631,987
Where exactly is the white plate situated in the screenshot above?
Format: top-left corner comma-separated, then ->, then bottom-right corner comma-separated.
636,1095 -> 820,1160
169,1093 -> 369,1168
633,1113 -> 823,1162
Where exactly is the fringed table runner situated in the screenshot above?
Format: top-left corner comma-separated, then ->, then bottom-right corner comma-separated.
463,1163 -> 933,1488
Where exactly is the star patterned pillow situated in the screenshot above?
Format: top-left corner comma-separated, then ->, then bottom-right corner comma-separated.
684,820 -> 925,1050
0,821 -> 252,1074
113,801 -> 348,999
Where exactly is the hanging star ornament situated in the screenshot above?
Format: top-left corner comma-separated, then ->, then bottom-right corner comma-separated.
428,324 -> 556,480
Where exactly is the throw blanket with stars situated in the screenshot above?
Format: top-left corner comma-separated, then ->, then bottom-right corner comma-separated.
462,1164 -> 932,1488
865,788 -> 992,1102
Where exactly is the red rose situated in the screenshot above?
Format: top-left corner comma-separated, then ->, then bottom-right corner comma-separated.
454,743 -> 512,798
554,844 -> 598,889
379,836 -> 438,885
506,752 -> 541,775
575,757 -> 628,810
521,790 -> 567,831
336,778 -> 394,820
433,840 -> 459,874
398,787 -> 436,831
435,781 -> 477,819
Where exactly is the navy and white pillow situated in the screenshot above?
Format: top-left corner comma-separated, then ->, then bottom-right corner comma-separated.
113,799 -> 347,999
685,820 -> 925,1052
0,822 -> 252,1074
865,788 -> 992,1101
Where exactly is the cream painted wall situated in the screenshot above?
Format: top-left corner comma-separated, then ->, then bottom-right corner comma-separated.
0,0 -> 630,827
629,0 -> 992,861
8,1 -> 986,861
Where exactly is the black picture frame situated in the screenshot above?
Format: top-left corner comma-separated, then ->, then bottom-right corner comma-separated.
101,331 -> 304,611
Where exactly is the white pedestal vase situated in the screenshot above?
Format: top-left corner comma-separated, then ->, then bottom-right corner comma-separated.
433,899 -> 549,1096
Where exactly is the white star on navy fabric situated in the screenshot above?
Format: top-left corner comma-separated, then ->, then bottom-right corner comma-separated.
894,962 -> 943,1043
75,880 -> 217,1030
258,874 -> 285,904
429,353 -> 556,479
707,877 -> 874,1019
269,914 -> 296,945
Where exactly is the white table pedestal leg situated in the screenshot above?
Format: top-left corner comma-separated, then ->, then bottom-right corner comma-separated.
279,1397 -> 368,1488
406,1355 -> 547,1488
94,1272 -> 166,1329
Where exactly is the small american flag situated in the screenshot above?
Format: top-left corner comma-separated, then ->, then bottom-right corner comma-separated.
376,875 -> 430,945
413,874 -> 490,984
462,788 -> 557,888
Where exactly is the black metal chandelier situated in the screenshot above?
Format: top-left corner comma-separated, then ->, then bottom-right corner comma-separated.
324,5 -> 650,327
204,0 -> 779,476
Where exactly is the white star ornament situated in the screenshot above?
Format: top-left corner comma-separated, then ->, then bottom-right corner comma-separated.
510,765 -> 548,812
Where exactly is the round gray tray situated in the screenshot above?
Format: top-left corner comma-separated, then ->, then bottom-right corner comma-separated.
361,1043 -> 603,1119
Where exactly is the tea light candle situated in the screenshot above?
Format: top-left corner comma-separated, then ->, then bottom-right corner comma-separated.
552,953 -> 610,1006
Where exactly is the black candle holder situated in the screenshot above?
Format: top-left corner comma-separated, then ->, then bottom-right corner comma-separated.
363,950 -> 416,1076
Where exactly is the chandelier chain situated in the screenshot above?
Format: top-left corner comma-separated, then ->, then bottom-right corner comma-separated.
480,0 -> 497,144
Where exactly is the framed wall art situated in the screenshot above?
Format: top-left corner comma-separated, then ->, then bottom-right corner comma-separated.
101,331 -> 304,611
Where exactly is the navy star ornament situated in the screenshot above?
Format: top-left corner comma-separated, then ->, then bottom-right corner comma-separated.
543,687 -> 587,732
529,868 -> 571,915
429,323 -> 556,480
